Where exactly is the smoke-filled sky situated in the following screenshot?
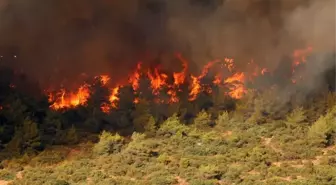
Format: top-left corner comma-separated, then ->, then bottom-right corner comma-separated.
0,0 -> 334,85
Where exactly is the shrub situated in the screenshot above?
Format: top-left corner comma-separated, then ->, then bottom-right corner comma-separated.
157,153 -> 171,165
198,164 -> 222,179
246,108 -> 265,125
308,106 -> 336,146
159,114 -> 190,137
0,169 -> 15,180
285,107 -> 307,128
30,149 -> 68,166
62,125 -> 79,145
93,131 -> 124,155
54,180 -> 70,185
194,110 -> 212,129
148,171 -> 177,185
189,179 -> 219,185
144,116 -> 157,136
309,117 -> 332,145
215,111 -> 230,128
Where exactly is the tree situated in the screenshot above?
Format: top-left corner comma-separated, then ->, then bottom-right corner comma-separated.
132,100 -> 155,133
41,111 -> 63,145
308,106 -> 336,146
22,118 -> 42,154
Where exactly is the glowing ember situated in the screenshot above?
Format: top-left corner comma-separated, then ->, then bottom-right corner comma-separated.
99,75 -> 110,85
213,74 -> 222,85
261,68 -> 268,75
100,103 -> 111,113
167,89 -> 179,103
291,46 -> 313,83
224,58 -> 235,72
293,46 -> 313,67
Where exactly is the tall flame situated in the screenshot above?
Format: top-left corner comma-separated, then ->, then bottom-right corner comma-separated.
147,67 -> 168,94
173,53 -> 188,86
189,75 -> 201,101
129,62 -> 142,91
224,72 -> 246,99
109,86 -> 120,108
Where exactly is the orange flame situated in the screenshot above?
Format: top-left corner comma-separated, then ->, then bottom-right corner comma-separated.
293,46 -> 313,67
224,58 -> 235,72
213,74 -> 222,85
50,84 -> 90,109
109,86 -> 120,108
129,62 -> 142,91
224,72 -> 246,99
99,75 -> 110,85
147,67 -> 168,94
189,75 -> 201,101
173,53 -> 188,86
291,46 -> 313,83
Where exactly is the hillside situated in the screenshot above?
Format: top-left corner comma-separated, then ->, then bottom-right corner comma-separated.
1,91 -> 335,185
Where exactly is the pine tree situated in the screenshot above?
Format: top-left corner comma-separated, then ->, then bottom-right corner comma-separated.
132,100 -> 154,133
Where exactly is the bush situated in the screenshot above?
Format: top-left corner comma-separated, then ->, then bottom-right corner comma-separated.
189,179 -> 219,185
93,131 -> 124,155
198,164 -> 222,179
30,149 -> 68,166
54,180 -> 70,185
61,125 -> 79,145
159,114 -> 190,137
148,171 -> 177,185
194,110 -> 212,129
309,117 -> 331,145
285,107 -> 307,128
0,169 -> 15,180
308,106 -> 336,146
215,111 -> 230,128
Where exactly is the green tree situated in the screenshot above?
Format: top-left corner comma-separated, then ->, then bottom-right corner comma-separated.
308,106 -> 336,146
22,118 -> 42,154
132,100 -> 156,133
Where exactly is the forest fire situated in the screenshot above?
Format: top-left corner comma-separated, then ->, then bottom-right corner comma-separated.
47,47 -> 313,112
48,84 -> 90,110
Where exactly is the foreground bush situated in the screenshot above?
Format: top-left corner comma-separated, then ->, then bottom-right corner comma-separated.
93,131 -> 124,155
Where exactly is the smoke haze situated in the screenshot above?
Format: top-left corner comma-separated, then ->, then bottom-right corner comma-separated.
0,0 -> 334,87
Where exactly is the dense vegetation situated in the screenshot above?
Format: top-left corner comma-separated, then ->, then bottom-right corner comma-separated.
0,64 -> 335,185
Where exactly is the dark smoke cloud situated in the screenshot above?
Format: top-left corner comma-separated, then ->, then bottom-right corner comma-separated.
0,0 -> 334,88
